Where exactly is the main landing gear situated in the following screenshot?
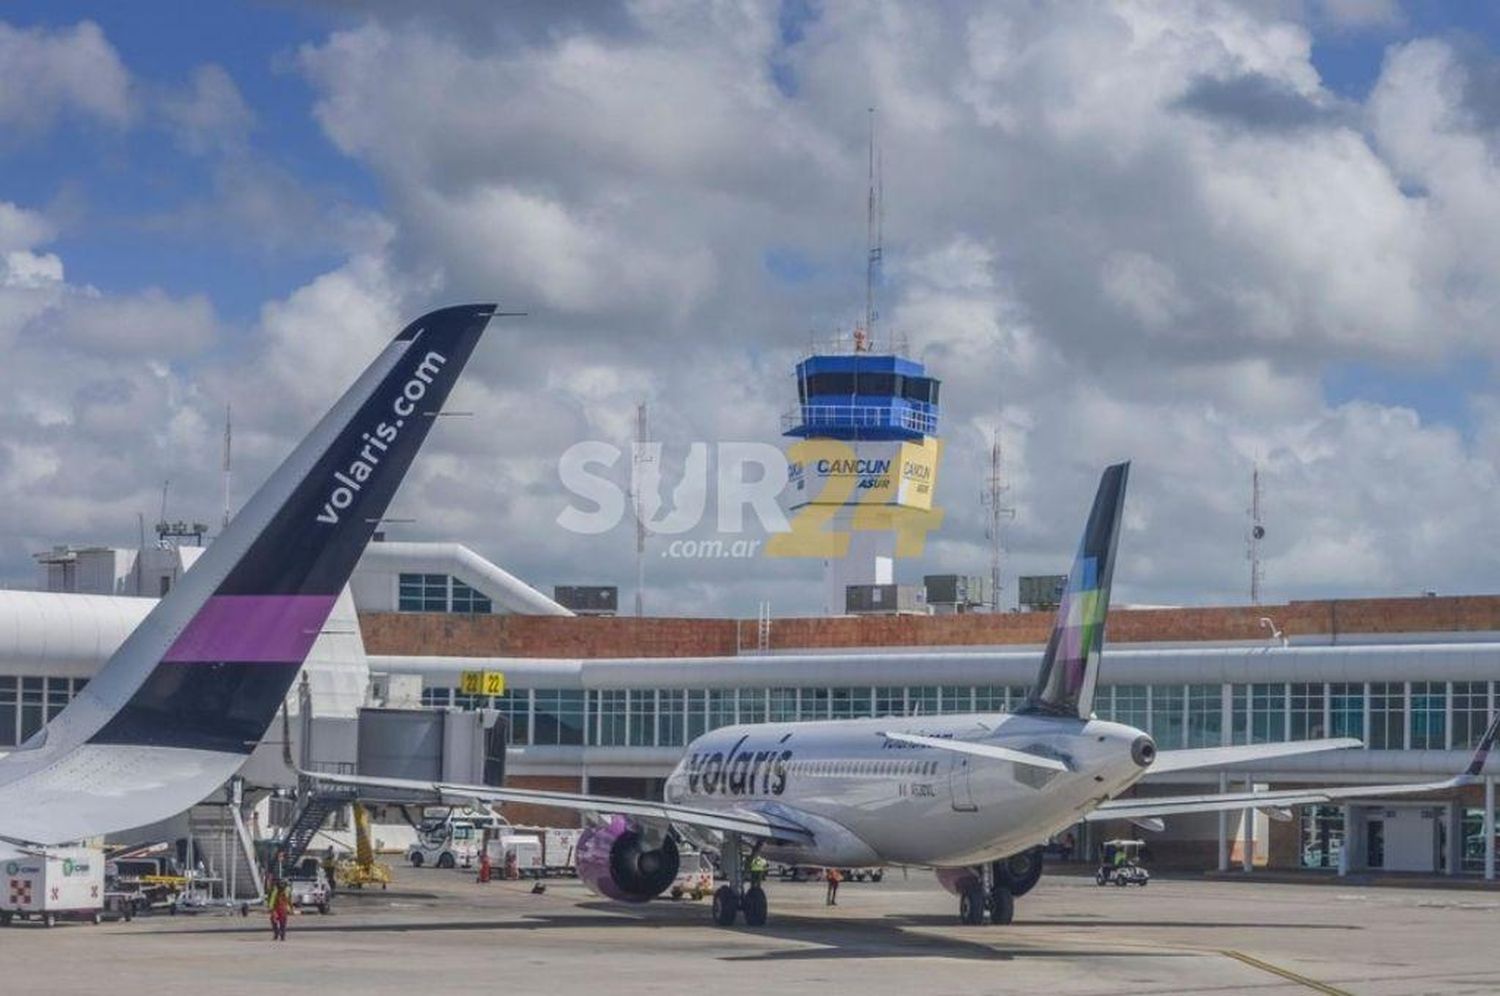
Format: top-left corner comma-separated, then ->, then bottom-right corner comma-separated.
711,833 -> 769,928
957,863 -> 1015,926
956,848 -> 1044,926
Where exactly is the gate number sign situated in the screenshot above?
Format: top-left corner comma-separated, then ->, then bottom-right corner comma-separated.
459,671 -> 505,697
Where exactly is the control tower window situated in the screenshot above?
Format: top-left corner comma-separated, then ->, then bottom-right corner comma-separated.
802,372 -> 906,396
903,377 -> 940,404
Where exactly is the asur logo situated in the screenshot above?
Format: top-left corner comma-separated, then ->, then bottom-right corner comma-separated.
316,351 -> 448,525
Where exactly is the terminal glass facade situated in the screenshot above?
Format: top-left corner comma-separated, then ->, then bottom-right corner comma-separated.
1410,682 -> 1447,750
1330,683 -> 1364,740
1452,682 -> 1491,748
1150,685 -> 1185,749
409,679 -> 1497,757
1290,683 -> 1325,740
397,573 -> 492,614
1186,683 -> 1222,748
1369,682 -> 1405,750
0,675 -> 87,747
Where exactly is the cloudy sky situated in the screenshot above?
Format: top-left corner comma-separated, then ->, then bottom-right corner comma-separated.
2,1 -> 1499,615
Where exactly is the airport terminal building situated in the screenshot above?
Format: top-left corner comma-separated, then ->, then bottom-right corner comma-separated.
4,538 -> 1499,880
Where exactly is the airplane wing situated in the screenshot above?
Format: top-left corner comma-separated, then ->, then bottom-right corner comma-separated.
1088,714 -> 1500,823
308,770 -> 817,844
877,732 -> 1072,772
0,305 -> 501,847
1147,738 -> 1363,775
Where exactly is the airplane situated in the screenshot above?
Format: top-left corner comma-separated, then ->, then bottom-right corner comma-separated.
2,309 -> 1494,931
318,462 -> 1500,927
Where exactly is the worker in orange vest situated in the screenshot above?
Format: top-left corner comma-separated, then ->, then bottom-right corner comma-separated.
267,878 -> 292,941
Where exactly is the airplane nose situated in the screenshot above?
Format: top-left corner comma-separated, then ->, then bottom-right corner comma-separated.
1131,735 -> 1156,768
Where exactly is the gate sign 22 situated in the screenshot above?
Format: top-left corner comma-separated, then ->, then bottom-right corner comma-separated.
459,670 -> 505,697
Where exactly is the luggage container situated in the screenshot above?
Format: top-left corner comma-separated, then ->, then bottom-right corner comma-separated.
2,846 -> 106,927
487,834 -> 543,878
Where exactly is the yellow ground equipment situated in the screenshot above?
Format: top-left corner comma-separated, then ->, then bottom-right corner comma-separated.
335,804 -> 392,890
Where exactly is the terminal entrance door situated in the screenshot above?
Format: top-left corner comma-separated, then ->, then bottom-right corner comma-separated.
1366,819 -> 1385,869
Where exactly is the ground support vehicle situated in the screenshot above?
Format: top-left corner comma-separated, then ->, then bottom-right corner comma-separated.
1095,839 -> 1151,887
1,847 -> 105,927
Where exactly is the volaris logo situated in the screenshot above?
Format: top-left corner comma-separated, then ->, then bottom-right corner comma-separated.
685,735 -> 794,797
317,351 -> 447,525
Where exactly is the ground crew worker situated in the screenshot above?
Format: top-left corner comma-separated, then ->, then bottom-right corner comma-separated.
267,878 -> 292,941
749,854 -> 768,887
825,867 -> 841,906
322,847 -> 338,895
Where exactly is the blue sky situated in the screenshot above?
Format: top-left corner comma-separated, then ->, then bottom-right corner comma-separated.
3,2 -> 1500,610
2,2 -> 372,321
3,1 -> 1491,427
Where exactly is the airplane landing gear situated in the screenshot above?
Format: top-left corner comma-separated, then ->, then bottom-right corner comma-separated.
712,833 -> 770,928
988,884 -> 1014,925
742,884 -> 768,927
958,881 -> 986,925
712,885 -> 739,925
956,862 -> 1017,925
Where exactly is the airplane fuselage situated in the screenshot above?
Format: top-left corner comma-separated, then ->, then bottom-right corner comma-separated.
663,712 -> 1152,868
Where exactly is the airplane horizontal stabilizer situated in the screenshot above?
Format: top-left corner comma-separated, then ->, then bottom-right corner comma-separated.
1147,738 -> 1363,775
1089,714 -> 1499,823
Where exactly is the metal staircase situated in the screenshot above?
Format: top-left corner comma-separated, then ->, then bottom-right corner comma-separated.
187,803 -> 263,902
276,781 -> 356,873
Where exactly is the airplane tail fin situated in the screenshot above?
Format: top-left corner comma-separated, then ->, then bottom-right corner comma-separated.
1463,713 -> 1500,778
42,305 -> 499,756
1018,462 -> 1129,720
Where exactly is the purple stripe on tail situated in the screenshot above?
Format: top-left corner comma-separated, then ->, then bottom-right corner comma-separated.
163,595 -> 338,663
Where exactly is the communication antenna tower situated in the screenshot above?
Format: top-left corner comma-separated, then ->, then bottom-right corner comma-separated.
222,403 -> 233,529
631,402 -> 651,618
981,432 -> 1016,612
863,107 -> 883,343
1247,464 -> 1266,604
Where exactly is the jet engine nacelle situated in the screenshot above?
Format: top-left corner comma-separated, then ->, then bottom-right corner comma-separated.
575,814 -> 680,903
935,845 -> 1046,898
934,866 -> 980,896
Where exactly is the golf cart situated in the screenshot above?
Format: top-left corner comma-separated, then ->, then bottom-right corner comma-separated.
1095,839 -> 1150,887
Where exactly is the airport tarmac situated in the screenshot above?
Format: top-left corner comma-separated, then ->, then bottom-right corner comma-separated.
6,868 -> 1500,995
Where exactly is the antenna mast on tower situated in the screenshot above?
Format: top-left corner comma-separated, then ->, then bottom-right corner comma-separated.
981,432 -> 1016,612
1247,464 -> 1266,604
863,107 -> 883,342
221,403 -> 232,529
632,402 -> 651,618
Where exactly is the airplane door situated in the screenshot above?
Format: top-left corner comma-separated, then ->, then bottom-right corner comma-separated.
950,754 -> 977,812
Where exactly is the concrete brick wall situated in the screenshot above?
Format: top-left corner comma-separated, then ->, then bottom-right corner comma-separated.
359,594 -> 1500,659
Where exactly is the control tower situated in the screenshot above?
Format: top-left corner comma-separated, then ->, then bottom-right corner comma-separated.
781,329 -> 942,614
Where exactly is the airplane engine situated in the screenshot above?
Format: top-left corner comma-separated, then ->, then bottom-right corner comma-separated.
935,845 -> 1045,898
993,846 -> 1045,897
575,814 -> 680,903
934,867 -> 980,896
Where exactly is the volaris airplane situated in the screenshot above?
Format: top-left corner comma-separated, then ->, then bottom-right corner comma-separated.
1,306 -> 1494,930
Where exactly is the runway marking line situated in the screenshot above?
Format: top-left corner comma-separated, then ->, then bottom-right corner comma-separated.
1218,949 -> 1354,996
